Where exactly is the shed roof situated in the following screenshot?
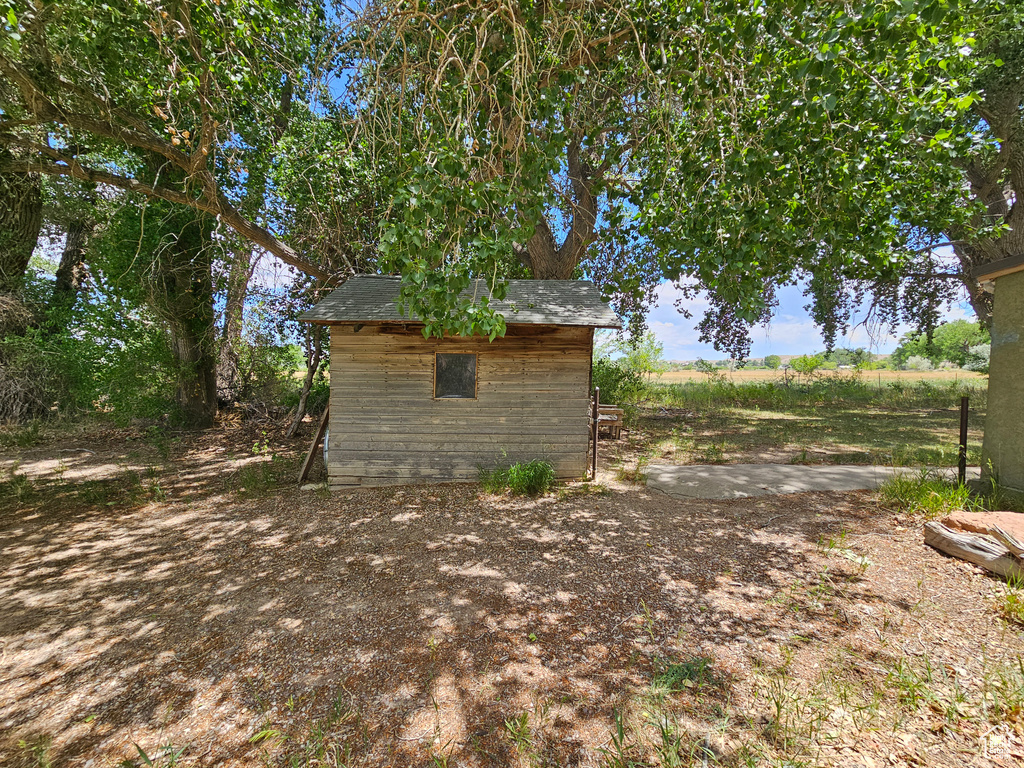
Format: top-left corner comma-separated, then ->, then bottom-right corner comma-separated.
298,275 -> 622,328
975,255 -> 1024,292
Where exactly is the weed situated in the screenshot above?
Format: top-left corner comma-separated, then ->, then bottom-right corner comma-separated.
998,574 -> 1024,626
556,481 -> 610,500
250,692 -> 359,767
429,741 -> 454,768
652,656 -> 719,694
17,735 -> 53,768
1,463 -> 35,503
980,652 -> 1024,722
699,440 -> 726,464
638,598 -> 656,642
504,711 -> 535,760
816,528 -> 849,556
616,451 -> 651,484
886,658 -> 936,711
236,461 -> 277,494
0,421 -> 41,448
480,460 -> 555,496
120,742 -> 186,768
652,713 -> 687,768
598,710 -> 640,768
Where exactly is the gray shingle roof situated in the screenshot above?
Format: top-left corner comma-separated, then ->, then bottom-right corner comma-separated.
299,276 -> 621,328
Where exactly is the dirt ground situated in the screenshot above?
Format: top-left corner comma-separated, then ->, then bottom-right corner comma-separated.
2,422 -> 1023,767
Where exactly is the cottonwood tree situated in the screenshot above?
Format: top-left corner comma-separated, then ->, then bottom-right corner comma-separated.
340,1 -> 989,355
0,0 -> 369,424
939,2 -> 1024,326
0,0 -> 332,281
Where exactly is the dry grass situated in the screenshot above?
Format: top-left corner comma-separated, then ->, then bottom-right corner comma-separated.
2,424 -> 1023,767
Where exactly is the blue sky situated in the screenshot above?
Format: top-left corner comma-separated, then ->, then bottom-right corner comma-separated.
646,280 -> 976,360
247,251 -> 977,359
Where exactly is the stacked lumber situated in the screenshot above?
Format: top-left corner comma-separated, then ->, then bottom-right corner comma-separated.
924,512 -> 1024,580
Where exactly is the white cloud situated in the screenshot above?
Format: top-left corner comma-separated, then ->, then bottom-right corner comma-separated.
644,280 -> 977,360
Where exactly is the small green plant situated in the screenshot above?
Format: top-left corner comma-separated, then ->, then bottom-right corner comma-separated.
652,656 -> 719,694
556,481 -> 609,500
0,421 -> 42,448
235,462 -> 277,495
480,460 -> 554,496
998,573 -> 1024,626
17,735 -> 53,768
504,711 -> 535,758
599,710 -> 640,768
1,463 -> 35,503
616,450 -> 651,483
252,432 -> 274,457
638,598 -> 656,641
120,742 -> 186,768
699,440 -> 726,464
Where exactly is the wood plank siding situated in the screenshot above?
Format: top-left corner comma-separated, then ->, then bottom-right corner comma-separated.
327,324 -> 594,487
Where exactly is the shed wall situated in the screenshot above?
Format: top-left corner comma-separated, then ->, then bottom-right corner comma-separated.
981,269 -> 1024,495
327,324 -> 593,486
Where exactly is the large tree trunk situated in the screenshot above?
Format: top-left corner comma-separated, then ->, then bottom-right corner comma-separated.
0,149 -> 43,294
150,207 -> 218,428
48,218 -> 92,317
217,244 -> 257,402
951,82 -> 1024,330
514,136 -> 601,279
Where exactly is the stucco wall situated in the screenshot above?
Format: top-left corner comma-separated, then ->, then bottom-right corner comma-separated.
982,269 -> 1024,494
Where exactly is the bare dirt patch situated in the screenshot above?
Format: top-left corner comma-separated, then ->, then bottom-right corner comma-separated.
2,426 -> 1022,767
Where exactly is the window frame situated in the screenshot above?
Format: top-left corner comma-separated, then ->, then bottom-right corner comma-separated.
432,351 -> 478,400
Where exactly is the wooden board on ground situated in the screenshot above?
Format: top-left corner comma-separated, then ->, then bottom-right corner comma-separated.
924,521 -> 1024,581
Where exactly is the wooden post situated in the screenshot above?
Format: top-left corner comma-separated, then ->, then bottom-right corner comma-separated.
298,404 -> 330,485
591,387 -> 600,480
958,396 -> 969,486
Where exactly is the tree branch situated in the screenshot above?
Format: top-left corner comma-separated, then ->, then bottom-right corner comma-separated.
0,155 -> 331,281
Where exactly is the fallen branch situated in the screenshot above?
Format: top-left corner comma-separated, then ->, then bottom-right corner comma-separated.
924,521 -> 1024,581
990,525 -> 1024,561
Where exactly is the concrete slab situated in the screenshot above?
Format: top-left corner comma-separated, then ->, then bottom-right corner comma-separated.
645,463 -> 981,500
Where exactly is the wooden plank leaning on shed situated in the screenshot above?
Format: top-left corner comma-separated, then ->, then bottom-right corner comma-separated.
298,405 -> 330,485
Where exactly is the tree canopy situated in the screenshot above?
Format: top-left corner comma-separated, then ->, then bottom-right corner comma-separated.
337,0 -> 998,354
2,0 -> 1020,370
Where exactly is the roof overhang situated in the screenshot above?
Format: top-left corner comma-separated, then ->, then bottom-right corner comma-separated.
975,255 -> 1024,293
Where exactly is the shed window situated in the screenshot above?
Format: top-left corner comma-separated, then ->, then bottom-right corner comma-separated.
434,353 -> 477,399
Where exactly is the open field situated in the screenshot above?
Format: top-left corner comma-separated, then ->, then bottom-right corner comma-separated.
656,369 -> 986,385
2,422 -> 1023,767
599,378 -> 988,472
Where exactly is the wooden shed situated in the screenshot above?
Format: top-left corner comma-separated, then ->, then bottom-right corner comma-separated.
299,276 -> 621,488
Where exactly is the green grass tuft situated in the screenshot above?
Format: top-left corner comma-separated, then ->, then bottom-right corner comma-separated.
878,471 -> 980,519
481,460 -> 555,496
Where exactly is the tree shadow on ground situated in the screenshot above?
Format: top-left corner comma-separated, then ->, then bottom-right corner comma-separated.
0,427 -> 898,767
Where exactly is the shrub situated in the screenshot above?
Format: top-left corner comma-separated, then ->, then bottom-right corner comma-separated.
963,344 -> 990,373
592,357 -> 644,405
904,355 -> 934,371
791,354 -> 825,376
481,460 -> 555,496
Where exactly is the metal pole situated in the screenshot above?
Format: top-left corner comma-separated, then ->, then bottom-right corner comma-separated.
591,387 -> 600,480
958,396 -> 969,486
